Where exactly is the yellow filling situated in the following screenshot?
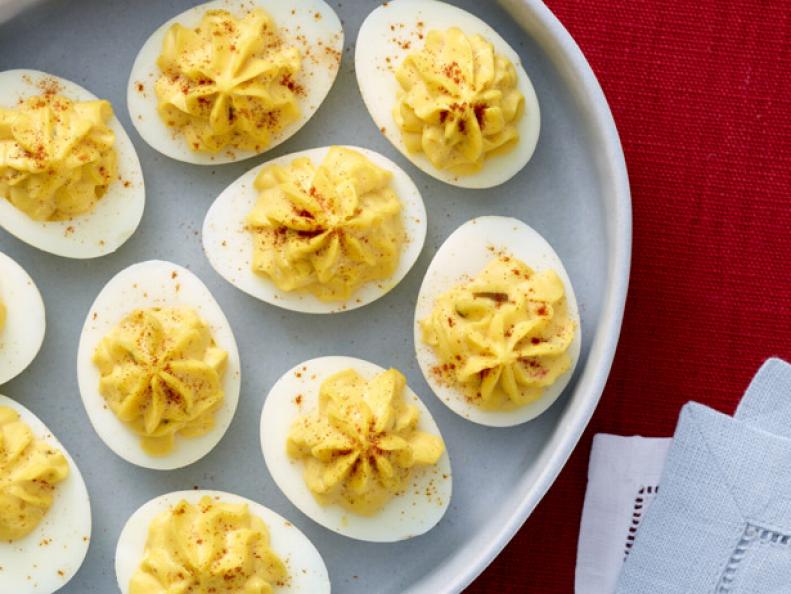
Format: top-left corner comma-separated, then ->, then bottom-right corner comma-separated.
129,496 -> 288,594
246,146 -> 405,301
0,298 -> 5,333
155,8 -> 302,153
0,406 -> 69,541
420,255 -> 575,410
394,27 -> 524,173
0,93 -> 118,221
287,368 -> 444,515
92,308 -> 227,456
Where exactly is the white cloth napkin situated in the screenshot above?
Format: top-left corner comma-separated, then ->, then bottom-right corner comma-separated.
575,434 -> 672,594
616,358 -> 791,593
576,358 -> 791,593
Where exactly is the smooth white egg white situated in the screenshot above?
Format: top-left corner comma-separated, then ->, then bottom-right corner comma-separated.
355,0 -> 540,189
0,251 -> 45,384
115,490 -> 330,594
261,356 -> 452,542
0,394 -> 91,594
127,0 -> 344,165
0,70 -> 145,259
202,145 -> 427,314
76,260 -> 241,470
414,216 -> 581,427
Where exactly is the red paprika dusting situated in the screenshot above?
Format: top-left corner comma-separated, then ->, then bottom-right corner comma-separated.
442,61 -> 463,84
279,73 -> 305,96
297,229 -> 324,239
473,103 -> 486,128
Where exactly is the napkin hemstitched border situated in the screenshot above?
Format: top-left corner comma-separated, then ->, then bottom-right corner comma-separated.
717,525 -> 755,593
624,485 -> 660,560
717,524 -> 791,593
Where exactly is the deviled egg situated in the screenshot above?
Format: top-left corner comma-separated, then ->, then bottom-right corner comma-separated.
0,251 -> 45,384
0,70 -> 145,258
415,216 -> 581,426
0,395 -> 91,594
127,0 -> 344,164
116,490 -> 330,594
355,0 -> 540,188
76,260 -> 240,469
202,145 -> 427,313
261,356 -> 452,542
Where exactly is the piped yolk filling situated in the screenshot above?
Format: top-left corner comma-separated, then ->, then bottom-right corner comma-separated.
92,307 -> 227,456
246,146 -> 405,302
394,27 -> 524,173
0,406 -> 69,541
420,255 -> 575,410
287,368 -> 444,515
155,8 -> 302,154
129,496 -> 288,594
0,93 -> 117,221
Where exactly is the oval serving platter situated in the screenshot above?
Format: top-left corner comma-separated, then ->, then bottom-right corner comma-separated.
0,0 -> 629,593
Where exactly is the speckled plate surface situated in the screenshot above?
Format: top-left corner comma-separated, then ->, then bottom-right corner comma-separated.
0,0 -> 630,592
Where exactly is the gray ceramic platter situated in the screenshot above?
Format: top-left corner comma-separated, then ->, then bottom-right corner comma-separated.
0,0 -> 630,592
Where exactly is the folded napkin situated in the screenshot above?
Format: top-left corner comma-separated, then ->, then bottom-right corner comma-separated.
575,434 -> 672,593
616,357 -> 791,593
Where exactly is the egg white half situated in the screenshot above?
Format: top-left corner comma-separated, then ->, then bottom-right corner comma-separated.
0,251 -> 45,385
115,489 -> 330,594
0,70 -> 145,259
355,0 -> 540,189
76,260 -> 241,469
414,216 -> 581,426
261,356 -> 452,542
127,0 -> 344,165
0,394 -> 91,594
202,145 -> 427,314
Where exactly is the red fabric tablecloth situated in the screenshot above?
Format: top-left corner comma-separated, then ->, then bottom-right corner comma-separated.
470,1 -> 791,591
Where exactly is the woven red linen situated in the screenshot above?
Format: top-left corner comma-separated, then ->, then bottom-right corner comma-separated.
470,0 -> 791,591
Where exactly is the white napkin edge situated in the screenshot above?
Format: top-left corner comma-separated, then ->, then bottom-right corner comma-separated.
575,434 -> 672,594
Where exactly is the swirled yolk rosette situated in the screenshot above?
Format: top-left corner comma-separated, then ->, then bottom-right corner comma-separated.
420,255 -> 576,410
92,307 -> 228,456
129,496 -> 287,594
0,94 -> 118,221
394,27 -> 524,173
287,368 -> 445,515
245,146 -> 405,301
0,405 -> 69,541
155,8 -> 302,153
